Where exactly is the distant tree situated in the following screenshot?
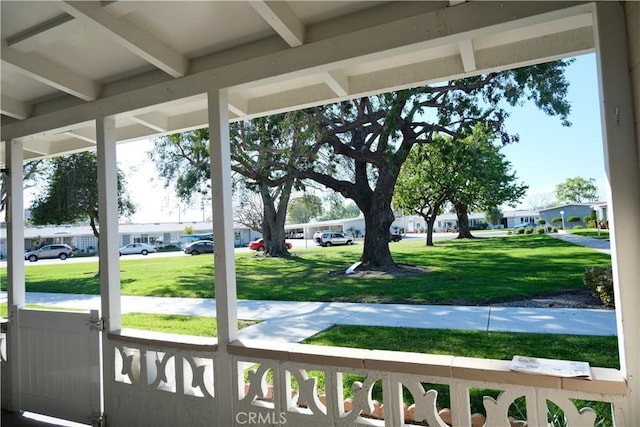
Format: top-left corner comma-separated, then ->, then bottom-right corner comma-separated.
319,192 -> 361,221
233,183 -> 263,232
525,192 -> 556,210
484,206 -> 503,227
288,194 -> 323,224
1,159 -> 45,219
30,152 -> 135,237
556,177 -> 598,203
183,225 -> 195,235
393,134 -> 455,246
151,113 -> 312,258
446,126 -> 528,239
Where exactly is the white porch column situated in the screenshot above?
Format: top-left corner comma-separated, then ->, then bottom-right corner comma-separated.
208,89 -> 238,425
5,139 -> 25,411
594,2 -> 640,424
96,116 -> 121,331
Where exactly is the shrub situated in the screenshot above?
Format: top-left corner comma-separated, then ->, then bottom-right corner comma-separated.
584,267 -> 615,308
551,216 -> 562,224
546,226 -> 552,232
524,226 -> 534,234
535,227 -> 545,234
538,219 -> 546,225
567,215 -> 580,223
507,230 -> 513,235
583,215 -> 592,224
515,228 -> 525,235
573,225 -> 584,229
552,227 -> 558,232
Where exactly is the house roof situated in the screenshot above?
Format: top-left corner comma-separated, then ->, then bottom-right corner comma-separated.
1,1 -> 596,165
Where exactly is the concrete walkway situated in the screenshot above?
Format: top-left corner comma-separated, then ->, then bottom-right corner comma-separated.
550,231 -> 611,254
1,291 -> 617,342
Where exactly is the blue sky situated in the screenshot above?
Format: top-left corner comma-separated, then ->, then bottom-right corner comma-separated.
500,53 -> 607,207
117,53 -> 607,223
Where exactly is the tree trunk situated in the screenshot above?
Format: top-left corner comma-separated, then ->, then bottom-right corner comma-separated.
359,202 -> 396,270
260,183 -> 292,258
455,203 -> 475,239
425,213 -> 437,246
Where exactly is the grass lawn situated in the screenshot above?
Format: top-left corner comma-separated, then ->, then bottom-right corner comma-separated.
1,234 -> 610,305
568,228 -> 610,240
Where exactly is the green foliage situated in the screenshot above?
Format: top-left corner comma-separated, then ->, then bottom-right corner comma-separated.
484,207 -> 503,226
535,227 -> 545,234
317,193 -> 361,221
566,215 -> 580,223
556,176 -> 598,203
515,228 -> 525,235
584,267 -> 615,308
572,225 -> 584,229
524,226 -> 534,234
183,225 -> 195,235
29,152 -> 135,236
538,219 -> 546,225
288,194 -> 323,224
583,215 -> 592,223
551,216 -> 562,224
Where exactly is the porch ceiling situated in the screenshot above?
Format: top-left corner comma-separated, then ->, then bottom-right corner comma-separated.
0,1 -> 595,165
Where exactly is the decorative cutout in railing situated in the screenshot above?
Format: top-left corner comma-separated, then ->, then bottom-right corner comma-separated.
232,357 -> 618,427
113,342 -> 214,398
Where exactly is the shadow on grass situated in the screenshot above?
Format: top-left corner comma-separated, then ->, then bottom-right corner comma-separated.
12,235 -> 611,305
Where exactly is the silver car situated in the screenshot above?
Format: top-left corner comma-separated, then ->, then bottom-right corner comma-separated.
24,244 -> 74,262
314,231 -> 353,247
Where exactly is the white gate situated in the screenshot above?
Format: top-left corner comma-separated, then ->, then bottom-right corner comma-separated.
18,308 -> 102,425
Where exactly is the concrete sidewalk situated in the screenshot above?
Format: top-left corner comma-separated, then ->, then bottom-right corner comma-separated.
550,232 -> 611,254
1,292 -> 617,342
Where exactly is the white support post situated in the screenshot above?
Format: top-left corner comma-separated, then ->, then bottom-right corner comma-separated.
96,116 -> 121,331
594,3 -> 640,425
208,89 -> 238,425
5,139 -> 25,411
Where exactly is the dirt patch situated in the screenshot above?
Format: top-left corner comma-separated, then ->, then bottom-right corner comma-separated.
327,263 -> 429,278
490,289 -> 607,309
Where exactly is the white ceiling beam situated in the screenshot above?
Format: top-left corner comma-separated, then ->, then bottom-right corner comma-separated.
1,41 -> 100,101
62,129 -> 96,144
2,1 -> 595,141
58,1 -> 188,78
129,112 -> 168,132
323,70 -> 350,97
1,94 -> 33,120
249,1 -> 305,47
458,39 -> 477,72
5,13 -> 76,53
228,94 -> 249,117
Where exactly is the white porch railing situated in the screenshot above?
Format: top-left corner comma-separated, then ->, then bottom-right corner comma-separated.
99,331 -> 628,427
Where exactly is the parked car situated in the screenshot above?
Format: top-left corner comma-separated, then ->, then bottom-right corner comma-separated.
513,222 -> 538,229
119,243 -> 157,256
24,244 -> 74,262
184,240 -> 214,255
248,238 -> 292,251
389,233 -> 403,242
314,231 -> 353,247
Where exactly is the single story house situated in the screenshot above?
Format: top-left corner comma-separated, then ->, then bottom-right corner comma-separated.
0,221 -> 260,258
539,203 -> 597,228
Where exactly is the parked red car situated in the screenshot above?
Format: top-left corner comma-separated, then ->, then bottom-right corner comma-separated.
248,238 -> 292,251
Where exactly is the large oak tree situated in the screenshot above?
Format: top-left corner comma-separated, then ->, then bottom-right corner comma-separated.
288,61 -> 571,270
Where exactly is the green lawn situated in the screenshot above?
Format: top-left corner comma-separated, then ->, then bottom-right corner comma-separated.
568,228 -> 610,240
1,235 -> 610,305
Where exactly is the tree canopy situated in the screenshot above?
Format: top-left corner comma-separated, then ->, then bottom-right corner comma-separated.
29,152 -> 135,237
394,125 -> 526,245
556,176 -> 599,203
288,194 -> 323,224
